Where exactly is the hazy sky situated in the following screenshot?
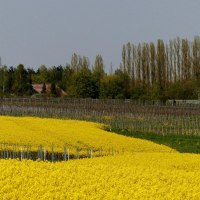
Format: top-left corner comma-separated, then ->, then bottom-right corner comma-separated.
0,0 -> 200,70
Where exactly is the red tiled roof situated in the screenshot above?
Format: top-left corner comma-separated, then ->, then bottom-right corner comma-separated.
32,84 -> 51,93
32,84 -> 67,96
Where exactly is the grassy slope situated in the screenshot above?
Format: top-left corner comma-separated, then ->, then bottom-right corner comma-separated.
109,128 -> 200,154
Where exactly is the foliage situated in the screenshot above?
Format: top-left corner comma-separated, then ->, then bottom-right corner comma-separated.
67,67 -> 98,98
130,85 -> 146,100
50,82 -> 58,97
2,36 -> 200,99
100,71 -> 130,99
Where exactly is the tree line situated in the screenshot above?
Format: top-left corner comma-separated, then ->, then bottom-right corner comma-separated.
121,36 -> 200,101
0,36 -> 200,100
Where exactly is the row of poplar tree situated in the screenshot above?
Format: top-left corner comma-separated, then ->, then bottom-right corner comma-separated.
0,36 -> 200,100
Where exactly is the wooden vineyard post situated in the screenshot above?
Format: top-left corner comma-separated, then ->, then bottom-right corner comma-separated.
6,144 -> 8,159
67,148 -> 70,161
76,146 -> 79,159
170,123 -> 172,135
63,145 -> 67,161
174,118 -> 176,135
23,145 -> 26,159
21,146 -> 23,161
38,144 -> 43,160
24,145 -> 27,160
43,148 -> 46,161
90,148 -> 93,158
11,144 -> 13,159
28,145 -> 31,160
51,144 -> 54,162
99,148 -> 102,157
87,148 -> 90,158
12,144 -> 15,159
26,145 -> 29,159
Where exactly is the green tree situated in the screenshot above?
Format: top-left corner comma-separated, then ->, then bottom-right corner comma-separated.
122,44 -> 126,73
49,66 -> 63,84
26,68 -> 34,95
61,65 -> 74,91
68,67 -> 98,98
131,44 -> 136,87
130,85 -> 146,100
70,53 -> 79,72
0,65 -> 7,96
50,82 -> 58,97
100,70 -> 130,99
38,65 -> 49,83
5,67 -> 15,95
126,42 -> 132,77
13,64 -> 28,95
136,44 -> 142,83
156,39 -> 166,99
92,54 -> 105,97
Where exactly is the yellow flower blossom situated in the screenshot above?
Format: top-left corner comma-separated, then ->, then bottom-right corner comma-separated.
0,116 -> 196,199
0,153 -> 199,199
0,116 -> 174,154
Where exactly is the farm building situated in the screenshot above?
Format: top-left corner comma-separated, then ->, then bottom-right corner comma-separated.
32,84 -> 67,96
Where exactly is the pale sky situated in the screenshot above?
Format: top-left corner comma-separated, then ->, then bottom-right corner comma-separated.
0,0 -> 200,70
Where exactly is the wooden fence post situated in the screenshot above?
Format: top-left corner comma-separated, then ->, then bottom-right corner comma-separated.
21,147 -> 23,160
51,145 -> 54,162
44,148 -> 46,161
76,146 -> 79,159
63,145 -> 67,161
90,148 -> 93,158
67,148 -> 70,161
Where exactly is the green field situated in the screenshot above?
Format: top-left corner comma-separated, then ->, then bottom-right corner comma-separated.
110,128 -> 200,153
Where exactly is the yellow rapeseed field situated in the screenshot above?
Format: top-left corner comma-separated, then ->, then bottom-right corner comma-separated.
0,153 -> 200,200
0,116 -> 199,199
0,116 -> 174,154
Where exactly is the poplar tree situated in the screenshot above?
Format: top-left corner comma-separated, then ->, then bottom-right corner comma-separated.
136,44 -> 142,83
122,45 -> 126,73
181,39 -> 191,80
93,54 -> 105,97
131,44 -> 136,86
174,37 -> 181,80
150,42 -> 156,86
126,42 -> 132,78
156,39 -> 166,98
13,64 -> 28,95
